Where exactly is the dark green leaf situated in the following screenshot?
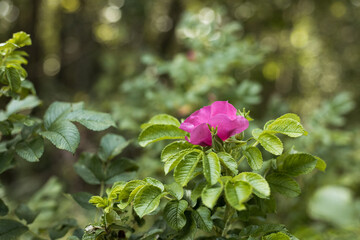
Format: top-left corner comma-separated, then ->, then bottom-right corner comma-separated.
164,200 -> 188,230
0,219 -> 28,240
71,192 -> 96,210
174,151 -> 202,186
192,206 -> 213,232
74,153 -> 103,185
66,110 -> 115,131
15,204 -> 38,224
43,102 -> 83,129
98,134 -> 129,162
105,157 -> 138,184
165,182 -> 183,200
49,218 -> 77,240
280,153 -> 317,176
266,173 -> 300,198
263,232 -> 291,240
0,152 -> 14,174
5,67 -> 21,92
6,95 -> 41,116
15,137 -> 44,162
239,224 -> 286,237
0,199 -> 9,216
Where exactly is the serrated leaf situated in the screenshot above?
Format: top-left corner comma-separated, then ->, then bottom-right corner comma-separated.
138,124 -> 186,147
15,138 -> 44,162
66,110 -> 115,131
174,151 -> 202,186
257,132 -> 283,155
280,153 -> 317,176
201,181 -> 223,209
0,199 -> 9,216
74,153 -> 103,185
164,200 -> 188,230
134,185 -> 165,218
98,134 -> 129,162
15,204 -> 38,224
165,182 -> 183,200
144,177 -> 164,191
6,95 -> 41,116
0,219 -> 28,240
40,121 -> 80,153
266,173 -> 300,198
161,141 -> 194,162
277,113 -> 301,122
117,180 -> 146,209
234,172 -> 270,199
203,152 -> 221,186
263,232 -> 291,240
43,102 -> 83,129
243,147 -> 263,170
141,114 -> 180,129
252,128 -> 263,139
71,192 -> 96,210
192,206 -> 213,232
8,31 -> 32,47
164,149 -> 195,175
224,180 -> 252,211
266,118 -> 305,137
315,156 -> 326,172
6,67 -> 21,92
217,152 -> 238,175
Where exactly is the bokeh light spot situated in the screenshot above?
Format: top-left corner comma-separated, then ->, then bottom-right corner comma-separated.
198,8 -> 215,24
155,15 -> 173,32
330,2 -> 347,18
101,6 -> 121,23
61,0 -> 80,13
290,28 -> 309,48
263,61 -> 281,81
43,55 -> 61,76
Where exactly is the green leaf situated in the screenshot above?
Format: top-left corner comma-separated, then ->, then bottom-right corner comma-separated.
190,181 -> 207,207
0,152 -> 14,174
138,124 -> 186,147
315,156 -> 326,172
266,173 -> 300,198
117,180 -> 146,209
71,192 -> 96,210
74,153 -> 103,185
49,218 -> 77,240
0,219 -> 28,240
224,180 -> 252,211
239,224 -> 287,238
40,121 -> 80,153
252,128 -> 263,139
105,158 -> 138,184
164,200 -> 188,230
280,153 -> 317,176
266,118 -> 305,137
257,132 -> 283,155
217,152 -> 238,175
14,204 -> 38,224
203,152 -> 221,186
15,137 -> 44,162
192,206 -> 213,232
174,151 -> 202,186
165,182 -> 183,200
66,110 -> 115,131
98,134 -> 129,162
6,95 -> 41,116
277,113 -> 301,122
8,32 -> 32,47
134,185 -> 165,218
0,199 -> 9,216
243,147 -> 263,170
164,149 -> 195,175
5,67 -> 21,92
43,102 -> 83,129
201,181 -> 223,209
234,172 -> 270,199
144,177 -> 164,191
141,114 -> 180,129
161,141 -> 194,162
263,232 -> 291,240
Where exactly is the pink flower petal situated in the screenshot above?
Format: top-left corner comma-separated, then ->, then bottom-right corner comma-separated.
180,105 -> 211,132
209,114 -> 249,141
210,101 -> 237,120
186,123 -> 212,146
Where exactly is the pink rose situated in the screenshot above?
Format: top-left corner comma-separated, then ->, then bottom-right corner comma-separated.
180,101 -> 249,146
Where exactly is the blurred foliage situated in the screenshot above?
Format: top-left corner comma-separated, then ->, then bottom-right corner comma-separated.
0,0 -> 359,239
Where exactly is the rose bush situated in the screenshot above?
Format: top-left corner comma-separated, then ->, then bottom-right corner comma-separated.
179,101 -> 249,146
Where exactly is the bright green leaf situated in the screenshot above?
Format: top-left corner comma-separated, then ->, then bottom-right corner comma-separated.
217,152 -> 238,175
243,147 -> 263,170
8,32 -> 32,47
234,172 -> 270,199
201,181 -> 223,209
263,232 -> 291,240
144,177 -> 164,191
134,185 -> 165,218
266,173 -> 300,198
141,114 -> 180,129
174,151 -> 202,186
257,132 -> 283,155
225,180 -> 252,211
161,141 -> 194,162
277,113 -> 301,122
315,156 -> 326,172
164,200 -> 188,230
165,182 -> 183,200
203,152 -> 221,186
164,149 -> 195,175
138,124 -> 186,147
266,118 -> 305,137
